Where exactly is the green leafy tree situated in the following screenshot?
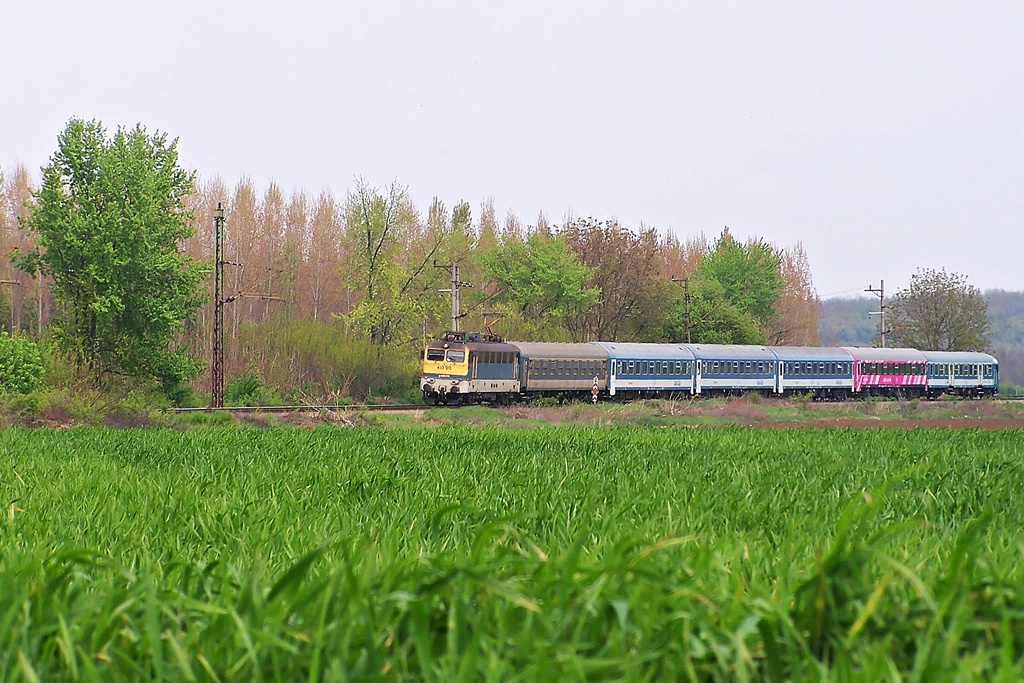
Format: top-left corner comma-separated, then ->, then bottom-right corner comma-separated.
341,179 -> 455,346
663,275 -> 764,345
695,228 -> 784,329
18,118 -> 208,385
482,231 -> 598,340
888,268 -> 991,351
666,228 -> 784,344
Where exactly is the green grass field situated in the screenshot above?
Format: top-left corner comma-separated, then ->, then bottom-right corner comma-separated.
2,426 -> 1023,680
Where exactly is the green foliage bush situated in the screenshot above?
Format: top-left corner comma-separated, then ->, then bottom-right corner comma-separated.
233,317 -> 421,402
0,332 -> 44,394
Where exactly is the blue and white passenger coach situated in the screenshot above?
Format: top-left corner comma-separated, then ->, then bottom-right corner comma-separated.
921,350 -> 999,397
591,342 -> 696,397
770,346 -> 854,399
689,344 -> 776,396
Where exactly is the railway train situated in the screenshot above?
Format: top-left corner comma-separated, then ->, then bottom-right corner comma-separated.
420,331 -> 999,405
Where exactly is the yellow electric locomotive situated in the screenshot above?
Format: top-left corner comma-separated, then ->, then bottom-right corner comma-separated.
421,331 -> 520,405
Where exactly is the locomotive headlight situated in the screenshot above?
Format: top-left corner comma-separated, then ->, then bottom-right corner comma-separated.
427,378 -> 435,384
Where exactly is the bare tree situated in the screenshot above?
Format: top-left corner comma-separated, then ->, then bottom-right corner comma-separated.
888,268 -> 990,351
768,242 -> 821,345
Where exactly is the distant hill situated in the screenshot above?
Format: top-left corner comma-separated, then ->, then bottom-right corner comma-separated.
819,291 -> 1024,389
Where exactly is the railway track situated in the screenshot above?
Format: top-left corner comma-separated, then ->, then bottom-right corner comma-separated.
171,403 -> 427,414
173,395 -> 1024,415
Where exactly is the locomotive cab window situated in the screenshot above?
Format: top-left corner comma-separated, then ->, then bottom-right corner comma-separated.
447,350 -> 464,362
427,349 -> 445,361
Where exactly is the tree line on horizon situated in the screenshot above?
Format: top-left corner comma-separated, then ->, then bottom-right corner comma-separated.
0,119 -> 998,402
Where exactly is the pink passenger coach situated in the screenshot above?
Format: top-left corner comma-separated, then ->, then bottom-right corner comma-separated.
842,347 -> 929,398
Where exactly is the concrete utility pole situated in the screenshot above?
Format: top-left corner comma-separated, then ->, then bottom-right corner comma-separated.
865,280 -> 887,348
435,261 -> 473,332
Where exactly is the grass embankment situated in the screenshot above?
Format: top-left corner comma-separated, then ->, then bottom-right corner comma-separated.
2,426 -> 1023,680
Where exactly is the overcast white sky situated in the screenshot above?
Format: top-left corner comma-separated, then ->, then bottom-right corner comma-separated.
3,1 -> 1022,298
